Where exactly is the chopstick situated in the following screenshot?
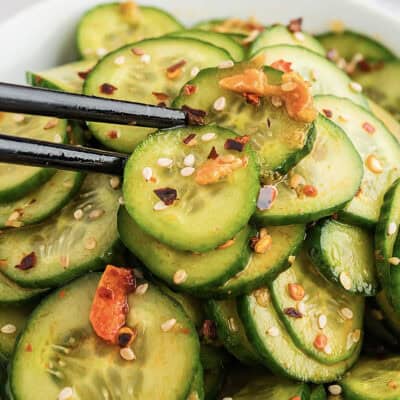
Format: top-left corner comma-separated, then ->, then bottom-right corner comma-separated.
0,134 -> 127,176
0,82 -> 189,129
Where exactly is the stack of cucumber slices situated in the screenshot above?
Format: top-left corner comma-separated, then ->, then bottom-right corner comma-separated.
2,2 -> 400,399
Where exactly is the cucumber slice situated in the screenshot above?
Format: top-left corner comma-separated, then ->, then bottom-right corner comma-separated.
201,345 -> 227,400
123,125 -> 259,253
376,291 -> 400,336
270,251 -> 365,364
26,60 -> 96,93
206,299 -> 261,365
375,179 -> 400,312
0,273 -> 46,305
231,375 -> 310,399
369,100 -> 400,141
198,224 -> 306,298
118,207 -> 254,292
356,61 -> 400,122
314,95 -> 400,226
238,287 -> 362,383
77,3 -> 183,58
253,115 -> 363,225
173,63 -> 316,178
192,19 -> 251,37
9,273 -> 200,400
317,30 -> 396,62
0,174 -> 121,288
307,219 -> 378,296
0,303 -> 34,360
310,385 -> 327,400
249,25 -> 325,56
251,45 -> 368,107
169,30 -> 245,61
0,113 -> 67,203
83,37 -> 231,152
341,356 -> 400,400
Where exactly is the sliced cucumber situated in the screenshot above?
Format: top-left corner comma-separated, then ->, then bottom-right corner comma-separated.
356,61 -> 400,122
0,113 -> 67,203
270,251 -> 364,364
253,115 -> 363,225
369,100 -> 400,141
250,25 -> 325,56
375,179 -> 400,313
0,273 -> 46,305
0,174 -> 120,288
310,385 -> 327,400
84,37 -> 230,152
341,356 -> 400,400
232,374 -> 310,399
206,299 -> 260,365
317,30 -> 396,62
26,60 -> 96,93
314,95 -> 400,226
169,30 -> 245,61
77,3 -> 183,58
238,287 -> 361,383
118,207 -> 253,292
198,224 -> 305,298
123,125 -> 259,253
307,219 -> 378,296
377,291 -> 400,336
251,45 -> 368,107
201,345 -> 227,400
173,63 -> 316,178
10,273 -> 199,400
192,18 -> 252,37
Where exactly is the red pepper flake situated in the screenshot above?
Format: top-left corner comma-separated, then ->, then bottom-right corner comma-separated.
208,146 -> 219,160
201,319 -> 217,340
357,59 -> 371,72
314,333 -> 328,350
183,84 -> 197,96
322,109 -> 333,118
157,102 -> 167,108
284,307 -> 303,318
355,187 -> 363,197
100,83 -> 117,95
362,122 -> 376,135
182,105 -> 207,126
152,92 -> 169,101
179,327 -> 191,335
59,290 -> 66,299
257,185 -> 278,211
287,17 -> 303,33
243,92 -> 261,106
77,68 -> 93,80
167,59 -> 187,74
303,185 -> 318,197
270,59 -> 293,73
183,133 -> 197,145
154,187 -> 177,205
107,130 -> 119,139
131,47 -> 144,56
224,138 -> 247,152
25,343 -> 33,352
34,76 -> 43,85
15,252 -> 37,271
267,118 -> 271,128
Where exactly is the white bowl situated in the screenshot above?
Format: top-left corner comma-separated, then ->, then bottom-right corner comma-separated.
0,0 -> 399,83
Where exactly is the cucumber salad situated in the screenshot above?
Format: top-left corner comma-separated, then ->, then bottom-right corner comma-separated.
1,2 -> 400,399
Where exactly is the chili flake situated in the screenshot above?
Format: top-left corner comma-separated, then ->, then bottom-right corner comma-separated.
322,109 -> 333,118
154,187 -> 177,205
166,59 -> 186,79
100,83 -> 117,95
287,17 -> 303,33
270,59 -> 293,73
183,133 -> 197,145
314,333 -> 328,350
77,68 -> 93,80
288,283 -> 305,301
362,122 -> 376,134
131,47 -> 144,56
15,252 -> 37,271
201,319 -> 217,340
152,92 -> 169,102
182,105 -> 207,126
183,84 -> 197,96
243,92 -> 261,105
208,146 -> 219,160
107,130 -> 119,139
224,138 -> 246,152
284,307 -> 303,318
303,184 -> 318,197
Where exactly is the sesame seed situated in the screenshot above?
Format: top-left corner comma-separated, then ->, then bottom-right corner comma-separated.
84,237 -> 97,250
297,301 -> 306,315
389,257 -> 400,266
1,324 -> 16,334
13,114 -> 25,123
201,132 -> 216,141
180,167 -> 195,177
157,158 -> 173,168
288,255 -> 296,264
213,96 -> 226,111
89,209 -> 104,220
135,283 -> 149,295
118,196 -> 125,205
96,48 -> 107,57
328,384 -> 342,395
54,134 -> 63,143
153,201 -> 169,211
114,55 -> 126,65
324,343 -> 332,355
338,114 -> 350,122
340,307 -> 354,320
142,167 -> 153,181
271,96 -> 283,107
140,54 -> 151,64
293,31 -> 305,41
339,271 -> 352,290
318,314 -> 327,329
366,154 -> 383,174
173,269 -> 188,284
349,81 -> 362,93
109,176 -> 120,189
161,318 -> 177,332
73,209 -> 82,222
218,60 -> 234,69
120,347 -> 136,361
58,387 -> 74,400
228,317 -> 238,332
267,326 -> 280,337
352,329 -> 361,343
190,66 -> 200,77
183,154 -> 195,167
388,222 -> 397,236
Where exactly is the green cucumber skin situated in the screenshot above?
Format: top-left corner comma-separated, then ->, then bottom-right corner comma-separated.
310,385 -> 327,400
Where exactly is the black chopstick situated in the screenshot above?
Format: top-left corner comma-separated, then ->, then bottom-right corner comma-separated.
0,82 -> 188,129
0,134 -> 127,176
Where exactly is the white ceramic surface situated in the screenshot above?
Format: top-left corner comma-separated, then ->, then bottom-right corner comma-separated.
0,0 -> 399,84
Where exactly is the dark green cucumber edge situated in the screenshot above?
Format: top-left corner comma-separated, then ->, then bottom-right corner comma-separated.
26,71 -> 63,92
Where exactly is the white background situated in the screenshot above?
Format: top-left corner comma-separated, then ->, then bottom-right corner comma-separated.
1,0 -> 399,22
